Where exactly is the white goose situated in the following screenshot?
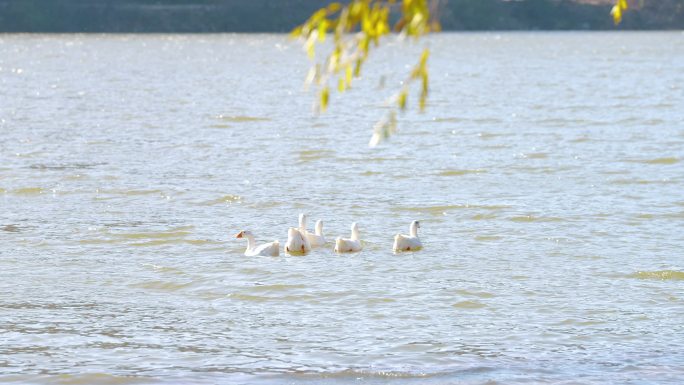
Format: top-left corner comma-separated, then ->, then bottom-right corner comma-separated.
393,220 -> 422,252
285,213 -> 311,254
235,230 -> 279,257
334,222 -> 362,253
306,219 -> 326,247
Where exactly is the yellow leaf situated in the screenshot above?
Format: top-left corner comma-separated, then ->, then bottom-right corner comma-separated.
329,47 -> 340,72
398,90 -> 408,110
338,77 -> 346,92
419,48 -> 429,68
351,2 -> 363,18
360,37 -> 370,57
311,9 -> 327,23
345,64 -> 353,87
306,39 -> 315,59
354,59 -> 363,76
326,2 -> 342,13
320,87 -> 329,112
409,13 -> 425,34
421,71 -> 429,94
290,26 -> 303,38
317,20 -> 328,42
304,66 -> 318,88
619,0 -> 628,10
611,4 -> 622,25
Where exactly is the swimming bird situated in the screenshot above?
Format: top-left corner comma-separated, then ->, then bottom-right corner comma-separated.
334,222 -> 362,253
235,230 -> 279,257
306,219 -> 326,247
393,220 -> 422,252
285,214 -> 311,254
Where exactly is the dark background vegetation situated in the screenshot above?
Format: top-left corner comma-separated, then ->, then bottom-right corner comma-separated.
0,0 -> 682,32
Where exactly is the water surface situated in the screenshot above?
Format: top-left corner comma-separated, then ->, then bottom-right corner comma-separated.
1,32 -> 684,384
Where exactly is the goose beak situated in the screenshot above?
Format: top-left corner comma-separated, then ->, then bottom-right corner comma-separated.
235,231 -> 243,238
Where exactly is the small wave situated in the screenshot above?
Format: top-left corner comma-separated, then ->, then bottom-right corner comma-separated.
249,283 -> 307,292
520,152 -> 548,159
115,226 -> 193,240
302,368 -> 439,380
430,117 -> 465,123
338,156 -> 411,164
97,188 -> 164,196
533,117 -> 589,126
454,289 -> 495,298
130,280 -> 194,292
81,226 -> 209,247
28,162 -> 105,170
474,235 -> 502,241
141,263 -> 186,275
452,300 -> 486,309
471,213 -> 497,220
129,239 -> 211,247
215,114 -> 270,122
472,118 -> 503,124
361,170 -> 382,176
199,194 -> 242,206
393,204 -> 509,216
570,136 -> 591,143
297,149 -> 335,162
644,157 -> 679,165
12,187 -> 45,195
509,215 -> 564,223
0,302 -> 97,310
2,224 -> 22,233
227,293 -> 317,302
557,318 -> 605,326
624,157 -> 679,165
78,239 -> 125,245
16,373 -> 151,384
437,169 -> 487,177
610,179 -> 676,185
628,270 -> 684,281
477,131 -> 509,139
63,174 -> 88,181
365,297 -> 397,304
247,201 -> 285,209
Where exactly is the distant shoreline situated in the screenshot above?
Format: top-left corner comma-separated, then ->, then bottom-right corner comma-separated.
0,0 -> 682,33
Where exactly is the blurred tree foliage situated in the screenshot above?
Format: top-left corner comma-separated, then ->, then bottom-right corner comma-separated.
291,0 -> 436,146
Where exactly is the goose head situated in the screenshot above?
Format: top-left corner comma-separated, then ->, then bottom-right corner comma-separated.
350,222 -> 360,241
298,213 -> 308,230
410,220 -> 420,237
235,230 -> 253,238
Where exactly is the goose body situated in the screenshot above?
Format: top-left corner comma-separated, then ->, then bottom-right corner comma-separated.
306,219 -> 326,247
393,220 -> 422,252
334,222 -> 362,253
285,214 -> 311,254
285,228 -> 310,254
235,230 -> 279,257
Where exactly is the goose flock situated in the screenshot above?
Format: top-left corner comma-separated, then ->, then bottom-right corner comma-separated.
235,214 -> 422,257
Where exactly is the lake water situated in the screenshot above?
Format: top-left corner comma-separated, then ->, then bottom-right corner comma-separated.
1,32 -> 683,384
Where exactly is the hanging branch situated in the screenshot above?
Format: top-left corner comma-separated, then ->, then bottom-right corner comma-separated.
291,0 -> 440,147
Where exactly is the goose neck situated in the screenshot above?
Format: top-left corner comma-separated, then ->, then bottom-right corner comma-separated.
410,222 -> 419,237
